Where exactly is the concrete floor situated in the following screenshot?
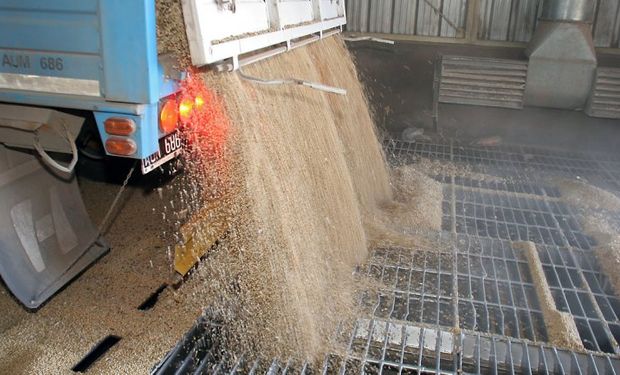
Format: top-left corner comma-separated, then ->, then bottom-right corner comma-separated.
0,171 -> 208,374
349,41 -> 620,154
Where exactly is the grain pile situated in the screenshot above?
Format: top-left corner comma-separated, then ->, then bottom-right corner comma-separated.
0,181 -> 202,374
556,178 -> 620,212
0,281 -> 28,334
555,178 -> 620,296
593,234 -> 620,296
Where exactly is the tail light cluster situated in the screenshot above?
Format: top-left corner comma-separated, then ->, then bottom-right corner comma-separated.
102,90 -> 206,157
159,93 -> 205,134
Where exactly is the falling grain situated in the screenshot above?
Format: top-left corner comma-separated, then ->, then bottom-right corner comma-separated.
168,36 -> 409,362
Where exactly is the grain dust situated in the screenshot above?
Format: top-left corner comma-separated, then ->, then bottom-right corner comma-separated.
555,178 -> 620,212
555,178 -> 620,297
414,157 -> 506,183
593,235 -> 620,296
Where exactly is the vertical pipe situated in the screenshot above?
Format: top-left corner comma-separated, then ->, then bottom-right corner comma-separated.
540,0 -> 596,23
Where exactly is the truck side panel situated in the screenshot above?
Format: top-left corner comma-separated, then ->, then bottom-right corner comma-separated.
99,0 -> 160,104
0,0 -> 174,159
0,0 -> 161,104
0,0 -> 102,96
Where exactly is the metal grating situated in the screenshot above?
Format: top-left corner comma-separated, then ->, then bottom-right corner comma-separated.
362,246 -> 455,328
361,236 -> 548,344
537,244 -> 619,354
438,56 -> 528,109
586,68 -> 620,119
154,316 -> 620,375
156,139 -> 620,374
454,235 -> 547,343
385,139 -> 620,193
450,186 -> 595,249
391,139 -> 620,352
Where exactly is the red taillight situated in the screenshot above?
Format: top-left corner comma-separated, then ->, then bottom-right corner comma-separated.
160,97 -> 179,133
105,137 -> 137,156
178,96 -> 194,124
194,95 -> 204,109
104,117 -> 136,136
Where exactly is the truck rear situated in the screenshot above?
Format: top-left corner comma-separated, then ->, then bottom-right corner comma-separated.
0,0 -> 345,308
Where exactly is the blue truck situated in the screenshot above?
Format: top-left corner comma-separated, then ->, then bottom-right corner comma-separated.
0,0 -> 187,309
0,0 -> 184,168
0,0 -> 346,308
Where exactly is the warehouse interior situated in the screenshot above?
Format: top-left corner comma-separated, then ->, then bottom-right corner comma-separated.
1,0 -> 620,374
352,42 -> 620,153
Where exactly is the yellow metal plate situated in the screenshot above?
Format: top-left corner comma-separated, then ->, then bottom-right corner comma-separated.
174,197 -> 230,275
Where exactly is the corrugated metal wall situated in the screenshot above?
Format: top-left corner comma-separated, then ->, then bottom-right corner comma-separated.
478,0 -> 620,47
477,0 -> 539,42
346,0 -> 620,48
346,0 -> 468,37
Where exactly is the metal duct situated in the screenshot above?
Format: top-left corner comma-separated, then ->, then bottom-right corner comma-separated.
540,0 -> 595,23
523,0 -> 597,110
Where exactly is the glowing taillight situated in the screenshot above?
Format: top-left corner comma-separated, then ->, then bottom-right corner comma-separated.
160,98 -> 179,133
105,137 -> 137,156
194,95 -> 205,108
104,117 -> 136,136
178,96 -> 194,123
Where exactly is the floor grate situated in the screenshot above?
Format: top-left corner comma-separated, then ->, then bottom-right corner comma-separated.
362,247 -> 455,328
155,139 -> 620,374
454,235 -> 547,343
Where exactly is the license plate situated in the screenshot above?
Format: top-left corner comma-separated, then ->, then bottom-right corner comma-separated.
141,131 -> 182,174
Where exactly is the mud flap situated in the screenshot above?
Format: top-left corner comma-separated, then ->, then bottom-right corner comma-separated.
0,145 -> 108,308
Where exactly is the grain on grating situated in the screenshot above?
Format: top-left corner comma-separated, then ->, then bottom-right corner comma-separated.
516,241 -> 583,350
555,178 -> 620,297
556,178 -> 620,212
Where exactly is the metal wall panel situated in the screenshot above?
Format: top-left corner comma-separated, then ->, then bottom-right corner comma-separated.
508,0 -> 540,42
478,0 -> 620,48
369,0 -> 394,33
393,0 -> 417,34
479,0 -> 513,40
417,0 -> 441,36
346,0 -> 620,48
345,0 -> 371,32
346,0 -> 468,38
440,0 -> 468,37
593,0 -> 620,47
478,0 -> 542,43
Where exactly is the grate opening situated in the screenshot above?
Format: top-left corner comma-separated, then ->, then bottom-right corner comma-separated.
72,335 -> 121,373
137,283 -> 168,311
